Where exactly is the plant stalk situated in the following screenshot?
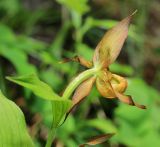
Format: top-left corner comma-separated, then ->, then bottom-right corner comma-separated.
45,126 -> 56,147
45,68 -> 98,146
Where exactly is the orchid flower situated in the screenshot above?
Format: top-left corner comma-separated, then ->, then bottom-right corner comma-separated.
6,11 -> 146,147
63,11 -> 146,110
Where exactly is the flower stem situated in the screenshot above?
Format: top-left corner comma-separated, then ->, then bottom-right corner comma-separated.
45,126 -> 56,147
62,68 -> 98,99
45,68 -> 98,147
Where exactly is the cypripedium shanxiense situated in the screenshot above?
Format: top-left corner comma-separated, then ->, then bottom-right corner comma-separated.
5,11 -> 146,147
62,11 -> 146,112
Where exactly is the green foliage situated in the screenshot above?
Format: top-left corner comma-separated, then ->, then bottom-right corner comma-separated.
0,24 -> 45,74
0,90 -> 34,147
110,63 -> 134,76
0,0 -> 159,146
114,78 -> 160,147
6,74 -> 60,100
7,74 -> 72,128
0,0 -> 20,16
52,100 -> 72,127
57,0 -> 90,15
86,118 -> 117,133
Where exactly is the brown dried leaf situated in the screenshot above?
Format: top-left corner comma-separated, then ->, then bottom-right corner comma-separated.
93,11 -> 136,68
79,133 -> 115,147
60,55 -> 92,68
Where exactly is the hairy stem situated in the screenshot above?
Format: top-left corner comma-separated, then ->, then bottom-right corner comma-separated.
62,68 -> 98,99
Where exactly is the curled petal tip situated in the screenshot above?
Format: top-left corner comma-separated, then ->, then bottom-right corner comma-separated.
117,93 -> 146,110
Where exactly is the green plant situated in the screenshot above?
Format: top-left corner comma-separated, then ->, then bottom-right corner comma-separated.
0,90 -> 34,146
0,11 -> 146,147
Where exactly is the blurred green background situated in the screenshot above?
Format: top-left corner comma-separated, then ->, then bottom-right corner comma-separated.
0,0 -> 160,146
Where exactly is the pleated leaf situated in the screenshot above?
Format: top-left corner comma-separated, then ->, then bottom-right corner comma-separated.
0,90 -> 34,147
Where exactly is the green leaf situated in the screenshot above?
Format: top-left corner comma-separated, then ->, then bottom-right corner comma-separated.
0,46 -> 36,74
0,23 -> 47,76
6,74 -> 59,100
56,0 -> 90,15
0,90 -> 34,146
0,24 -> 16,42
40,69 -> 63,92
40,51 -> 72,73
76,43 -> 93,61
52,100 -> 72,127
86,118 -> 117,133
49,21 -> 70,58
0,0 -> 20,16
110,62 -> 134,76
16,35 -> 46,53
45,100 -> 72,147
6,74 -> 72,127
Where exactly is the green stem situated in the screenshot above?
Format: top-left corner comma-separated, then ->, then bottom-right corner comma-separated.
45,68 -> 98,146
45,126 -> 56,147
62,68 -> 98,99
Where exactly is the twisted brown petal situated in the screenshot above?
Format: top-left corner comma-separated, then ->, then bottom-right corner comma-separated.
96,70 -> 146,109
93,11 -> 136,68
60,55 -> 92,68
108,80 -> 146,109
115,92 -> 146,109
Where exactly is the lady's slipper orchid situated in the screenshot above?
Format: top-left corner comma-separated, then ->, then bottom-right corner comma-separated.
65,11 -> 146,111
